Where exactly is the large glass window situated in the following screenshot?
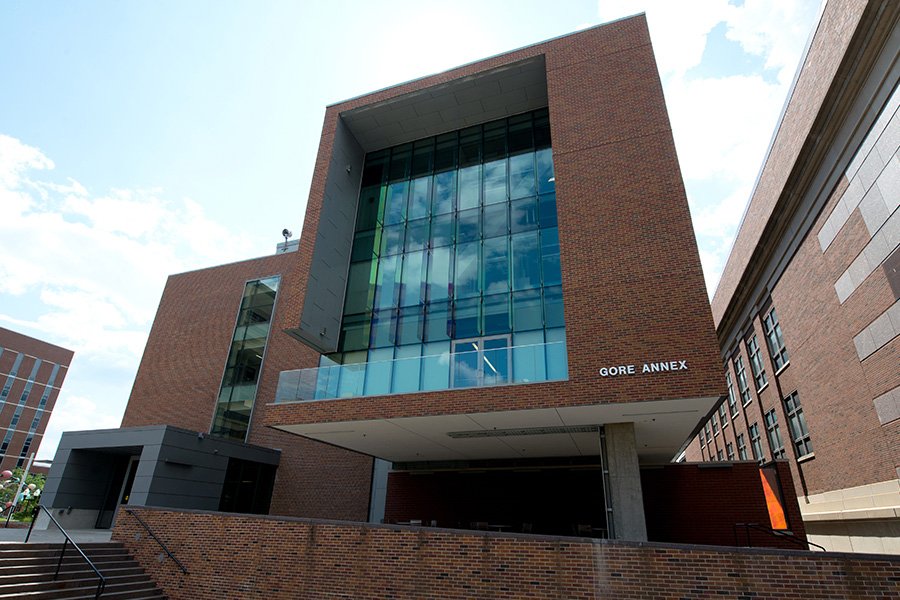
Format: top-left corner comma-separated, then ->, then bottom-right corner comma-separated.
735,356 -> 751,406
316,108 -> 566,400
763,307 -> 789,371
747,335 -> 767,390
749,423 -> 763,462
725,370 -> 739,417
211,276 -> 280,442
764,409 -> 786,459
737,433 -> 748,460
784,391 -> 812,457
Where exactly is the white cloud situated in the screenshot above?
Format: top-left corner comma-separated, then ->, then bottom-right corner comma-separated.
598,0 -> 734,76
38,395 -> 123,460
598,1 -> 820,296
724,1 -> 822,86
0,133 -> 264,458
667,73 -> 785,183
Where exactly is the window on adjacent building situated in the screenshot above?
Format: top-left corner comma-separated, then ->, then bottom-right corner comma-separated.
716,449 -> 724,461
763,307 -> 789,371
735,356 -> 751,406
718,403 -> 729,428
749,423 -> 763,462
737,433 -> 748,460
699,428 -> 705,448
711,412 -> 719,436
784,391 -> 813,457
704,422 -> 711,442
747,334 -> 767,390
725,370 -> 739,417
764,409 -> 786,459
726,442 -> 735,461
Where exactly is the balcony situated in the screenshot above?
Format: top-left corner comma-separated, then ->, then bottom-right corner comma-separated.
275,339 -> 567,403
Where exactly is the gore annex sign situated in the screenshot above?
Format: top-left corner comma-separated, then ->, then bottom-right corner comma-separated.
599,360 -> 688,378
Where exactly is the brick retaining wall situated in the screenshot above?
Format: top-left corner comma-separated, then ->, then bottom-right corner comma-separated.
112,506 -> 899,599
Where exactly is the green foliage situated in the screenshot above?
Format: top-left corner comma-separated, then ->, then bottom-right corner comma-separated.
0,468 -> 45,522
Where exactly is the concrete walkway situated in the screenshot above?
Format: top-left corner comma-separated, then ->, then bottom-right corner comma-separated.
0,526 -> 112,544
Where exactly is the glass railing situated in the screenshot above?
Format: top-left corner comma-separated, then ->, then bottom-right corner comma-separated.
275,340 -> 568,403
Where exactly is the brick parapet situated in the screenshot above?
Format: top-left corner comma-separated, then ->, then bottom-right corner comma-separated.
112,506 -> 900,599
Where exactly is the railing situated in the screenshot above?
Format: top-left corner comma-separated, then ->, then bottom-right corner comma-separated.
276,339 -> 568,403
123,508 -> 189,574
25,505 -> 106,599
733,522 -> 826,552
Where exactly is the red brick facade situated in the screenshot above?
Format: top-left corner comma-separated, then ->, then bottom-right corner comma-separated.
112,506 -> 900,600
641,461 -> 806,549
264,13 -> 723,430
123,253 -> 373,520
0,327 -> 73,471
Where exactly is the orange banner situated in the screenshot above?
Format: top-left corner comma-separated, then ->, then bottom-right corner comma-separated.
759,466 -> 787,530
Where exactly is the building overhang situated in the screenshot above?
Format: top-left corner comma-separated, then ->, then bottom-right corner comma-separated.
272,395 -> 719,464
340,55 -> 549,152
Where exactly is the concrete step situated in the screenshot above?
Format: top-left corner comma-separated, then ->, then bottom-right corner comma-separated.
0,542 -> 165,599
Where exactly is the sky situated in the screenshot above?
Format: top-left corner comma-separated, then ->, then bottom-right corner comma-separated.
0,0 -> 822,461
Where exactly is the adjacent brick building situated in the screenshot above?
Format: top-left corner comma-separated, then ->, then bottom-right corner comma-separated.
683,0 -> 900,554
0,327 -> 73,471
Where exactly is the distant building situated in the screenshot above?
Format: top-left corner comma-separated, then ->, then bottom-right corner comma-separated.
683,0 -> 899,553
0,327 -> 73,471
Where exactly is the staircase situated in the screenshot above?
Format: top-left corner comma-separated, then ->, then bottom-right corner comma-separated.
0,541 -> 165,599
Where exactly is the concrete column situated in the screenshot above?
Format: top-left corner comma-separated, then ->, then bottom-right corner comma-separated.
604,423 -> 648,541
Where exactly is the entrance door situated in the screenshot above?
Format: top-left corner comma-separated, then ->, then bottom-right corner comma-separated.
95,455 -> 130,529
451,335 -> 511,388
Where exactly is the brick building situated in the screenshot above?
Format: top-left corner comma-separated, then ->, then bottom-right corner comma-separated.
0,327 -> 73,471
683,0 -> 900,553
261,12 -> 727,541
41,11 -> 820,548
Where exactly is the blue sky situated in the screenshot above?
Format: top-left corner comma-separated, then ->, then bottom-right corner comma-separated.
0,0 -> 821,460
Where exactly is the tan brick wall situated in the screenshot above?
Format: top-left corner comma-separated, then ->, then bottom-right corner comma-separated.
112,507 -> 900,600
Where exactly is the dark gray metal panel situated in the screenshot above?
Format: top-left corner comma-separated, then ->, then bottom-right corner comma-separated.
295,117 -> 365,353
162,427 -> 280,464
56,426 -> 166,451
42,425 -> 281,513
44,450 -> 124,510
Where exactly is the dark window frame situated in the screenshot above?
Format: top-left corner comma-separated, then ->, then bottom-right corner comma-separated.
784,391 -> 813,457
746,334 -> 768,390
763,307 -> 790,371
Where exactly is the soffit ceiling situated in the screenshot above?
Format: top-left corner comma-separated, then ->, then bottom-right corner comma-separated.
341,55 -> 548,152
274,395 -> 719,464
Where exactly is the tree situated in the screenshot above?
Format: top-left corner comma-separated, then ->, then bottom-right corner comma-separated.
0,468 -> 45,522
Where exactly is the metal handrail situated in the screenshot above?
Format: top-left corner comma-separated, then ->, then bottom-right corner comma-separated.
25,505 -> 106,599
733,522 -> 826,552
123,508 -> 189,574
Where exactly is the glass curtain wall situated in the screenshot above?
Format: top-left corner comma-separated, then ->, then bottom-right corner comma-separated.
325,108 -> 566,397
211,276 -> 280,441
